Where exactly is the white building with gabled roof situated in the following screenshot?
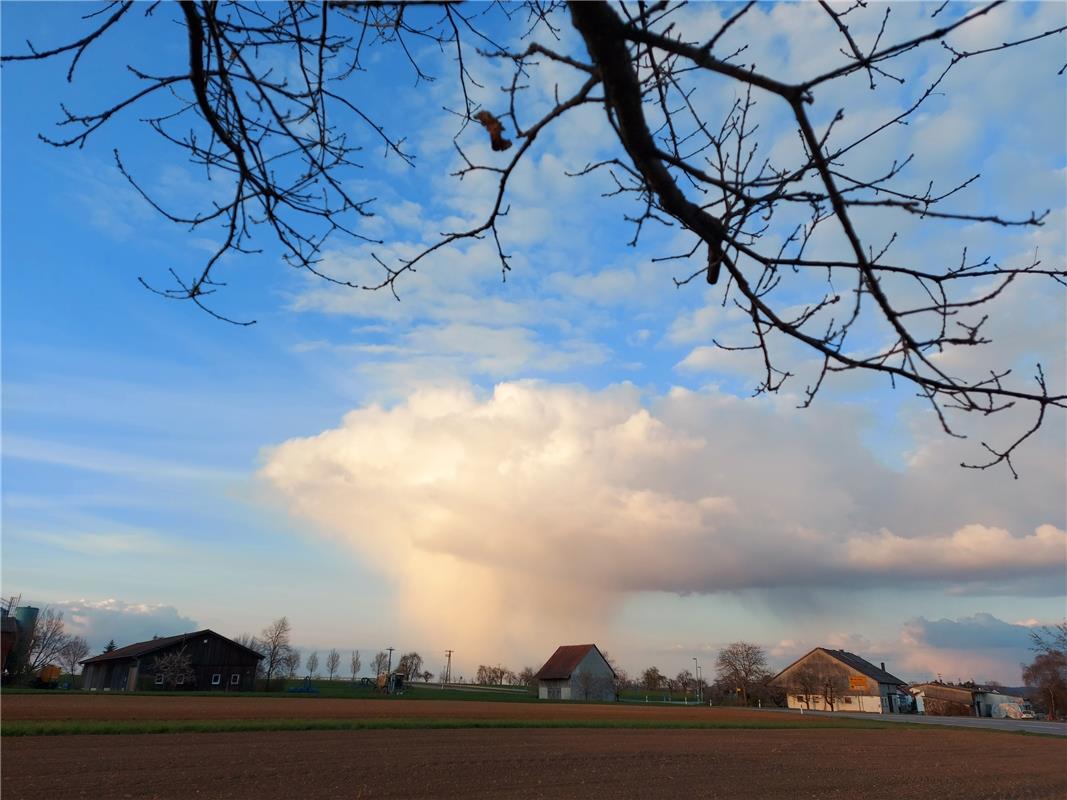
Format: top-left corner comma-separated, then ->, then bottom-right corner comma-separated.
534,643 -> 616,702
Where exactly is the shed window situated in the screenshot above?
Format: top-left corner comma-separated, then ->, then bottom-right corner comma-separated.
211,673 -> 222,685
154,674 -> 164,685
230,673 -> 240,686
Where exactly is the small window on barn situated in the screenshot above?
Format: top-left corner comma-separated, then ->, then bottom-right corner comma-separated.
155,674 -> 164,685
212,673 -> 222,685
844,697 -> 853,704
230,673 -> 240,686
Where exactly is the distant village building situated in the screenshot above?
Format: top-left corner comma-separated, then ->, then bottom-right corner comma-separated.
909,682 -> 1033,718
80,629 -> 263,692
909,683 -> 975,716
534,644 -> 616,702
974,688 -> 1031,718
771,648 -> 909,713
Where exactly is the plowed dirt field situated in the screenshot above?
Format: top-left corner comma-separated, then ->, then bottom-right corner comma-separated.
4,727 -> 1066,799
4,695 -> 1064,799
1,694 -> 819,723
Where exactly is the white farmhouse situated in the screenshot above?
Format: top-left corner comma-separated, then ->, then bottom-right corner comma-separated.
534,643 -> 616,702
771,648 -> 910,713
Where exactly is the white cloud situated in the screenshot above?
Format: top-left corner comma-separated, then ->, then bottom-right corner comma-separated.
33,598 -> 199,655
260,381 -> 1065,661
844,525 -> 1066,581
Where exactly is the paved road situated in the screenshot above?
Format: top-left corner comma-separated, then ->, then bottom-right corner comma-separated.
763,707 -> 1067,736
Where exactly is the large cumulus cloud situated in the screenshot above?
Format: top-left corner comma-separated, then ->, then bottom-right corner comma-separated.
260,382 -> 1065,657
38,598 -> 199,655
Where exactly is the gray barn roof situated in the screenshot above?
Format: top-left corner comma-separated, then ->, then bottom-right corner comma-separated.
773,647 -> 906,687
817,648 -> 906,685
81,629 -> 264,665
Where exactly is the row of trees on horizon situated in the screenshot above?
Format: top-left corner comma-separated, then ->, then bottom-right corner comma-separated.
8,610 -> 1066,718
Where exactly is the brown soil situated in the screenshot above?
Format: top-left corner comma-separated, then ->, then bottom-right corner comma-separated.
1,694 -> 815,724
4,728 -> 1065,799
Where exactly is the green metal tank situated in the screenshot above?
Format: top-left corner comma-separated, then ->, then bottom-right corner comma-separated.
13,606 -> 39,631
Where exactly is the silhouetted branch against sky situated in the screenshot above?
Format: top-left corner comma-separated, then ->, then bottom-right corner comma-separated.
4,0 -> 1065,472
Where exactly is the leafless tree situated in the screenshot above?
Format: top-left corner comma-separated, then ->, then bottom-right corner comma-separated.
675,668 -> 694,698
371,650 -> 389,676
350,649 -> 361,683
641,665 -> 665,692
326,648 -> 341,680
790,665 -> 822,710
3,2 -> 1064,472
306,650 -> 320,678
259,616 -> 293,690
23,608 -> 72,677
1031,622 -> 1067,656
715,641 -> 769,706
1023,652 -> 1067,720
819,666 -> 850,711
234,633 -> 266,679
421,670 -> 433,683
475,663 -> 515,685
397,651 -> 424,680
1024,623 -> 1067,720
518,666 -> 537,688
153,645 -> 195,689
59,635 -> 90,682
283,647 -> 302,680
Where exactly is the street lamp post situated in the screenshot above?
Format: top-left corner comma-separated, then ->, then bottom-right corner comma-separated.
693,657 -> 702,704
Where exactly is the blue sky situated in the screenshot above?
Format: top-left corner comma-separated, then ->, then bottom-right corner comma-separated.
2,2 -> 1065,684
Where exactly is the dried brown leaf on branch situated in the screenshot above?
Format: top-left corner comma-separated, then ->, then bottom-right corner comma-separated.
473,110 -> 512,152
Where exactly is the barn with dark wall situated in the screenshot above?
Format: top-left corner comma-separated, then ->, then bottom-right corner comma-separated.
80,629 -> 263,692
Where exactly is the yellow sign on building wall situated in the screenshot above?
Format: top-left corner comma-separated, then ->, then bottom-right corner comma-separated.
849,676 -> 866,690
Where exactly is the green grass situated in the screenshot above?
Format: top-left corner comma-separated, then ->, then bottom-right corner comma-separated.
1,715 -> 891,737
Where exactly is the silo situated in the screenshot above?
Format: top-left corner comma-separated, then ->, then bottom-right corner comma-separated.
13,606 -> 39,632
5,606 -> 39,675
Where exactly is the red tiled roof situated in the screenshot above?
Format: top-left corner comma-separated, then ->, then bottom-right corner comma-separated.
535,644 -> 613,680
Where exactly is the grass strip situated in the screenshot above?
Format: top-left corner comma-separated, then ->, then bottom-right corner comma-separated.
2,716 -> 890,737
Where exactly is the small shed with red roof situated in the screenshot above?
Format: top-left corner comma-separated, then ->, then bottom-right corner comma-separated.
534,643 -> 616,702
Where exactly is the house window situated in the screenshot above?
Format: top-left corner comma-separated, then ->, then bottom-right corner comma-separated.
230,674 -> 240,686
212,673 -> 222,685
155,674 -> 164,685
844,697 -> 853,704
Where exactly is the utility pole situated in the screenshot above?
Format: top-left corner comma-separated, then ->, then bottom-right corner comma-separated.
444,650 -> 453,687
693,658 -> 702,704
386,647 -> 394,675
